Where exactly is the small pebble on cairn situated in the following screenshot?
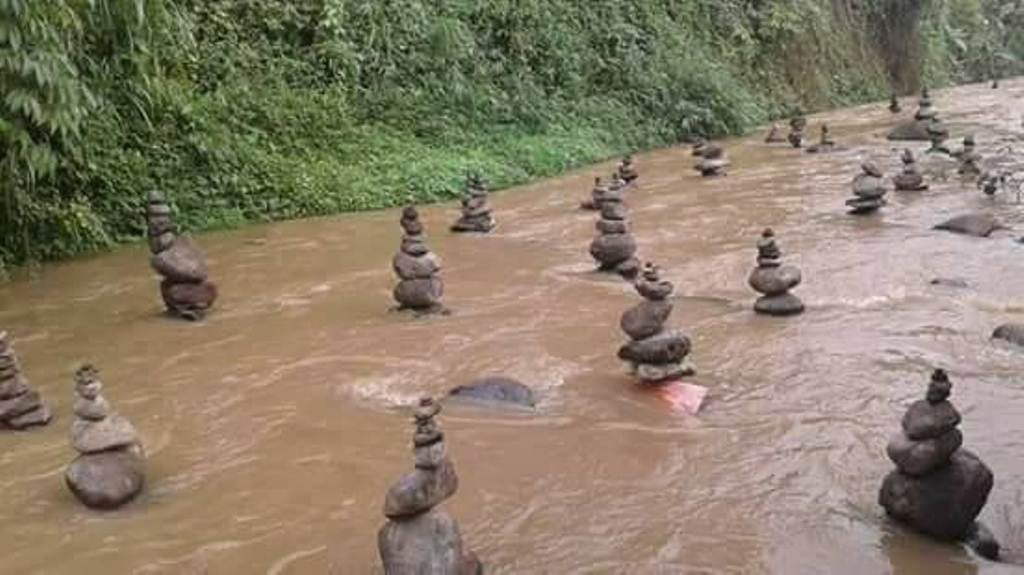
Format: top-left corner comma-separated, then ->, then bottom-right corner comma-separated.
378,397 -> 482,574
893,149 -> 928,191
0,331 -> 52,430
695,143 -> 729,177
747,229 -> 804,316
393,207 -> 446,314
588,187 -> 640,279
846,162 -> 888,214
146,191 -> 218,320
450,173 -> 496,233
65,365 -> 145,510
879,369 -> 999,559
617,262 -> 695,383
617,154 -> 639,184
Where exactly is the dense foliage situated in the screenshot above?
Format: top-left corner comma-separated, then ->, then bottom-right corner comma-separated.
1,0 -> 1020,272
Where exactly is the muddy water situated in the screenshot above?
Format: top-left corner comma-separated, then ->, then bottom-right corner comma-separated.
3,80 -> 1024,574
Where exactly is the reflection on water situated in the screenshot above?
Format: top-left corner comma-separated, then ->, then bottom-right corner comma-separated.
2,80 -> 1024,573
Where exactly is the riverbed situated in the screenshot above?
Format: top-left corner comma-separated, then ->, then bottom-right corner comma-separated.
2,79 -> 1024,574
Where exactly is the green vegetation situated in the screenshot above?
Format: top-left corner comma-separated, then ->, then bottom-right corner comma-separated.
2,0 -> 1021,272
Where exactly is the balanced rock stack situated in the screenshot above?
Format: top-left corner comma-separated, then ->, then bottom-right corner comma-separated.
617,155 -> 639,184
580,177 -> 611,211
846,162 -> 888,214
146,191 -> 218,321
393,207 -> 445,313
450,174 -> 496,233
0,331 -> 52,430
617,263 -> 695,383
879,369 -> 998,559
65,365 -> 145,510
788,116 -> 807,148
378,397 -> 481,575
893,149 -> 928,191
588,188 -> 639,279
926,123 -> 952,155
747,229 -> 804,316
695,143 -> 729,177
889,93 -> 901,114
889,88 -> 949,142
806,124 -> 836,154
957,135 -> 982,176
691,138 -> 708,157
765,122 -> 786,143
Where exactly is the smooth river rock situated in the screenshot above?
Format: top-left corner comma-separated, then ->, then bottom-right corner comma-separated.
378,509 -> 466,575
901,399 -> 961,440
992,323 -> 1024,347
383,459 -> 459,519
933,213 -> 1005,238
887,429 -> 963,476
65,450 -> 145,510
448,376 -> 536,408
620,300 -> 673,340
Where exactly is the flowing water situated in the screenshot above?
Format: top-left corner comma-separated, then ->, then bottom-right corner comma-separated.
3,80 -> 1024,574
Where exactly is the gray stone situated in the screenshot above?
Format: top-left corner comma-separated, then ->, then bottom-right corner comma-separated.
6,404 -> 51,429
161,280 -> 218,321
378,509 -> 464,575
71,414 -> 140,454
393,251 -> 441,280
879,450 -> 993,541
846,197 -> 886,214
748,265 -> 801,296
636,361 -> 695,383
901,400 -> 960,440
65,450 -> 145,510
590,233 -> 637,268
894,172 -> 927,191
934,213 -> 1005,238
74,396 -> 110,421
754,293 -> 805,316
0,373 -> 29,400
596,219 -> 628,234
149,237 -> 209,283
887,429 -> 962,476
993,323 -> 1024,347
965,522 -> 1000,560
887,120 -> 935,141
929,277 -> 969,289
448,376 -> 536,408
620,300 -> 672,340
618,331 -> 691,364
0,389 -> 42,420
383,459 -> 458,518
394,278 -> 444,311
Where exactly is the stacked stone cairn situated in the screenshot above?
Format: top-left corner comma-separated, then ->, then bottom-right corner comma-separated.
0,331 -> 52,430
146,191 -> 218,320
889,88 -> 949,142
765,122 -> 786,143
450,173 -> 496,233
788,116 -> 807,148
893,149 -> 928,191
617,262 -> 695,383
393,207 -> 445,313
617,154 -> 639,184
747,229 -> 804,316
695,143 -> 729,177
889,93 -> 901,114
580,177 -> 611,211
957,135 -> 983,176
65,365 -> 145,510
879,369 -> 999,559
806,124 -> 836,153
588,187 -> 640,279
846,162 -> 888,214
926,122 -> 952,155
691,138 -> 708,157
378,397 -> 482,574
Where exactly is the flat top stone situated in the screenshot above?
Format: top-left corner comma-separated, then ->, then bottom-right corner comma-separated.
902,399 -> 961,440
71,414 -> 140,454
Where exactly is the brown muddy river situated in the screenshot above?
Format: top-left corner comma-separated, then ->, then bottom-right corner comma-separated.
3,80 -> 1024,574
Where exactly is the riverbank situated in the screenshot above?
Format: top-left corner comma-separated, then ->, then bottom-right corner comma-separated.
2,0 -> 1020,273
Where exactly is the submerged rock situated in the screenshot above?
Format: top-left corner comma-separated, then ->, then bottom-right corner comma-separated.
933,213 -> 1005,238
448,376 -> 536,408
992,323 -> 1024,348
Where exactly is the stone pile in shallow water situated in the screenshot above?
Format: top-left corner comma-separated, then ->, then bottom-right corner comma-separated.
690,138 -> 708,157
589,188 -> 639,279
617,154 -> 639,184
764,122 -> 786,143
879,369 -> 999,559
617,263 -> 695,383
889,93 -> 902,114
957,135 -> 983,176
788,116 -> 807,148
747,229 -> 804,316
450,174 -> 496,233
146,191 -> 218,321
0,331 -> 51,430
65,365 -> 145,510
805,124 -> 836,154
846,162 -> 888,214
695,143 -> 729,177
893,149 -> 928,191
580,177 -> 610,211
378,397 -> 481,574
926,123 -> 952,155
393,207 -> 446,314
888,88 -> 950,142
